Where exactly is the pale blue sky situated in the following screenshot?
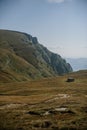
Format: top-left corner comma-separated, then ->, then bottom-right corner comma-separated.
0,0 -> 87,58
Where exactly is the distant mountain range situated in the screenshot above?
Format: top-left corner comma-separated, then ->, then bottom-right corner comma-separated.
0,30 -> 72,82
66,58 -> 87,71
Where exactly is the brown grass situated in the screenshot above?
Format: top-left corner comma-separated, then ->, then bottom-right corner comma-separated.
0,70 -> 87,130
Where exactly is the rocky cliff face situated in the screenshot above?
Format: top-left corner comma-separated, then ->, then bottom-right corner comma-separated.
0,30 -> 73,82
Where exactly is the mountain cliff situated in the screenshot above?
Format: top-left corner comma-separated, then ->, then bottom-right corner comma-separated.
0,30 -> 72,82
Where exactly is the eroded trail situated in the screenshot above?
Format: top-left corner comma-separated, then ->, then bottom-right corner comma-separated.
0,94 -> 71,109
0,93 -> 86,110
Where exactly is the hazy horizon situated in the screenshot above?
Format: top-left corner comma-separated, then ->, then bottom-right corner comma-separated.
0,0 -> 87,58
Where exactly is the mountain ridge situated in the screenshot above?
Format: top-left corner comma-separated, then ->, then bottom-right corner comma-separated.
0,29 -> 73,82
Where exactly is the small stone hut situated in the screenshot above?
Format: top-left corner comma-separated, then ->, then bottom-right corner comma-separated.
66,77 -> 75,82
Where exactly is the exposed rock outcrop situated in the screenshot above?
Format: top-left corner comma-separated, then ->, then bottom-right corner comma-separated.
0,29 -> 73,82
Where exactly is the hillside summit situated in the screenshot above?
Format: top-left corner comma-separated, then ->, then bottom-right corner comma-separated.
0,30 -> 72,82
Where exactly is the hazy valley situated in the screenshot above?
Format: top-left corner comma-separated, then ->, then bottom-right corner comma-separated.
66,58 -> 87,71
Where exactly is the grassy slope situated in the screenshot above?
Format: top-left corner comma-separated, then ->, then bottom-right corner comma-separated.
0,30 -> 73,83
0,70 -> 87,130
0,48 -> 42,82
0,30 -> 55,82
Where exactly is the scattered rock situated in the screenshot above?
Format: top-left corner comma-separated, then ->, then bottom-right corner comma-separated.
55,108 -> 67,111
67,110 -> 75,114
27,107 -> 75,117
43,111 -> 50,116
60,110 -> 75,114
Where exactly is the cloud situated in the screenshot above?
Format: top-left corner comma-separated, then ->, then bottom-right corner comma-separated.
47,0 -> 72,3
48,0 -> 64,3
